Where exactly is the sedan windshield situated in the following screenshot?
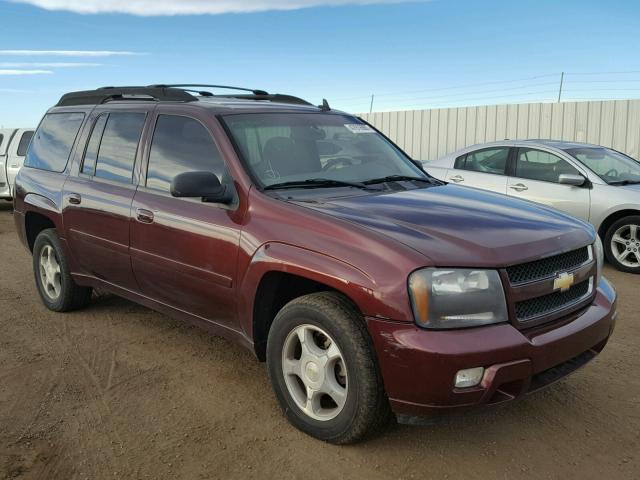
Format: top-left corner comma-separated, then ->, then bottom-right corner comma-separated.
222,113 -> 429,189
565,147 -> 640,185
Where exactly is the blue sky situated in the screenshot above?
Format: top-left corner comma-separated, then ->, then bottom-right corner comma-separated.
1,0 -> 640,127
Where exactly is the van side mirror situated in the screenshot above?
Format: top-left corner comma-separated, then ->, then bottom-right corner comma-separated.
170,171 -> 233,204
558,173 -> 587,187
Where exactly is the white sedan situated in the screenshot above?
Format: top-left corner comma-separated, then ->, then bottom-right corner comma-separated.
423,140 -> 640,273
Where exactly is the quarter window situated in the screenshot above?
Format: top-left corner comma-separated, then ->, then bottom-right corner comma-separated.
146,115 -> 227,193
94,112 -> 146,183
515,148 -> 579,183
25,112 -> 85,172
457,148 -> 509,175
16,131 -> 34,157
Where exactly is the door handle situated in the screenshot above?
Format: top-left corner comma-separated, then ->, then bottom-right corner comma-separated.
68,193 -> 82,205
136,208 -> 154,224
509,183 -> 528,192
449,175 -> 464,183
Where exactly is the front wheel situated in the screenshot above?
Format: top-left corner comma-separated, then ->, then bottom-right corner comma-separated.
266,292 -> 391,444
604,216 -> 640,273
33,228 -> 92,311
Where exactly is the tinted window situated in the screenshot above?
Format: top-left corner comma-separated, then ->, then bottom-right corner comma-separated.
25,113 -> 85,172
82,114 -> 108,176
0,134 -> 4,150
94,112 -> 145,183
459,148 -> 509,174
16,131 -> 34,157
146,115 -> 226,192
516,148 -> 579,183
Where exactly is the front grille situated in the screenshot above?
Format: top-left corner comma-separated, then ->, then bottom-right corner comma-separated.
506,247 -> 590,284
515,279 -> 591,321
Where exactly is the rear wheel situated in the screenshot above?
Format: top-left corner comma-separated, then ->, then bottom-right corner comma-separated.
604,216 -> 640,273
33,229 -> 92,311
266,292 -> 391,444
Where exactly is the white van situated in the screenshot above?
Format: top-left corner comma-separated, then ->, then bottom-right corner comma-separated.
0,128 -> 35,200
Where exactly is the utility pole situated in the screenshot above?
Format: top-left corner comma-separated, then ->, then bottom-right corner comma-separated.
557,72 -> 564,103
369,94 -> 374,113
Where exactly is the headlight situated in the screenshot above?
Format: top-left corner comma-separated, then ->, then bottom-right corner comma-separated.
408,268 -> 508,329
594,236 -> 604,284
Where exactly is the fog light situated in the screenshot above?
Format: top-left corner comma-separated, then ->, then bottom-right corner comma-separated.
455,367 -> 485,388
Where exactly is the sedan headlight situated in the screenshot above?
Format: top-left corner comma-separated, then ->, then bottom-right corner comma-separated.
594,236 -> 604,284
408,268 -> 508,329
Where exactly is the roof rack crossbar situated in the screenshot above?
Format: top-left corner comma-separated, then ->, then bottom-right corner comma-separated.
149,84 -> 269,96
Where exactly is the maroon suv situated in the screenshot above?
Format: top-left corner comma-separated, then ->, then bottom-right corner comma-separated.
14,85 -> 617,443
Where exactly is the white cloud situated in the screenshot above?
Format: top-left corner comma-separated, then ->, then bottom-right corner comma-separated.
8,0 -> 413,15
0,50 -> 139,57
0,69 -> 53,75
0,62 -> 103,67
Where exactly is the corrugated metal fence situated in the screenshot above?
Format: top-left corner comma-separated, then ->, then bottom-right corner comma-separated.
359,100 -> 640,161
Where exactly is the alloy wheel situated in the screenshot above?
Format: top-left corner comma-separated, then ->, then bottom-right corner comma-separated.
610,223 -> 640,268
281,324 -> 348,421
39,244 -> 62,300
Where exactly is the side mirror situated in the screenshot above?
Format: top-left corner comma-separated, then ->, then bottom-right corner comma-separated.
170,171 -> 234,204
558,173 -> 587,187
410,159 -> 426,172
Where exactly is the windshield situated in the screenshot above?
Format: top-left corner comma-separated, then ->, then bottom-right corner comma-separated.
222,113 -> 427,188
565,147 -> 640,184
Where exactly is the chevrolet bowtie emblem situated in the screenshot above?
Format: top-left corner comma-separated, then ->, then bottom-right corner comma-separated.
553,272 -> 575,292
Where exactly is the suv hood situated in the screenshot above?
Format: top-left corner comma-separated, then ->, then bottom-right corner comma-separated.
299,185 -> 594,268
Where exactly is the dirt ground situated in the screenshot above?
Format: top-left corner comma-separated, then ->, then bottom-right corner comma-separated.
0,201 -> 638,480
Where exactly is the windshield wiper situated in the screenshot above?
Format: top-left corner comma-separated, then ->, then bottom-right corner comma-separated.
264,178 -> 375,191
363,175 -> 436,185
608,179 -> 640,186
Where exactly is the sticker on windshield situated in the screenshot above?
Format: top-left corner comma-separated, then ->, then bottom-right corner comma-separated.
344,124 -> 375,133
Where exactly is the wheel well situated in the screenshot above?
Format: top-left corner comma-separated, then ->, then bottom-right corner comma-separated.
598,209 -> 640,239
252,272 -> 352,361
24,212 -> 55,252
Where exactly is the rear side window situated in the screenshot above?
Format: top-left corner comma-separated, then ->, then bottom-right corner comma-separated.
82,114 -> 108,176
457,147 -> 509,175
25,113 -> 85,172
146,115 -> 226,192
16,131 -> 34,157
94,112 -> 146,183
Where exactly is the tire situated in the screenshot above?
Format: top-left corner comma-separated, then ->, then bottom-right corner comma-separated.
604,216 -> 640,274
266,292 -> 391,444
33,228 -> 92,312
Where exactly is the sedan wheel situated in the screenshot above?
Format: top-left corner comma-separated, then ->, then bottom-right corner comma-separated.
605,216 -> 640,273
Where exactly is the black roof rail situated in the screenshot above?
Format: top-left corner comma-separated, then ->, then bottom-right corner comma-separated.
215,93 -> 313,106
150,84 -> 269,96
55,86 -> 197,107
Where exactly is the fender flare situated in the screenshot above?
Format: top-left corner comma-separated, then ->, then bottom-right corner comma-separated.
237,241 -> 404,338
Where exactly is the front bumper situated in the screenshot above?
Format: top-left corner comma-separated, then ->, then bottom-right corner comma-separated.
367,278 -> 617,419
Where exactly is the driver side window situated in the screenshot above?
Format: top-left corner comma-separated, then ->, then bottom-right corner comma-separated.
146,115 -> 229,193
515,148 -> 579,184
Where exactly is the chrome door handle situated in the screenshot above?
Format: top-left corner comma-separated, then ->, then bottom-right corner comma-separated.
68,193 -> 82,205
450,175 -> 464,183
136,208 -> 154,224
509,183 -> 528,192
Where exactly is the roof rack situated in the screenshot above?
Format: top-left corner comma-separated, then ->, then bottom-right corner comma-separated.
55,84 -> 314,107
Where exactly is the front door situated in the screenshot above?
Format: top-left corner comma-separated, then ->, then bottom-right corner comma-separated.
130,109 -> 242,328
63,108 -> 149,291
506,147 -> 590,221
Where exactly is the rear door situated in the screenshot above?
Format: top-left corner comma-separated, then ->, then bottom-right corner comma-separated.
506,147 -> 590,221
6,129 -> 34,196
444,146 -> 511,194
130,108 -> 242,329
63,105 -> 151,291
